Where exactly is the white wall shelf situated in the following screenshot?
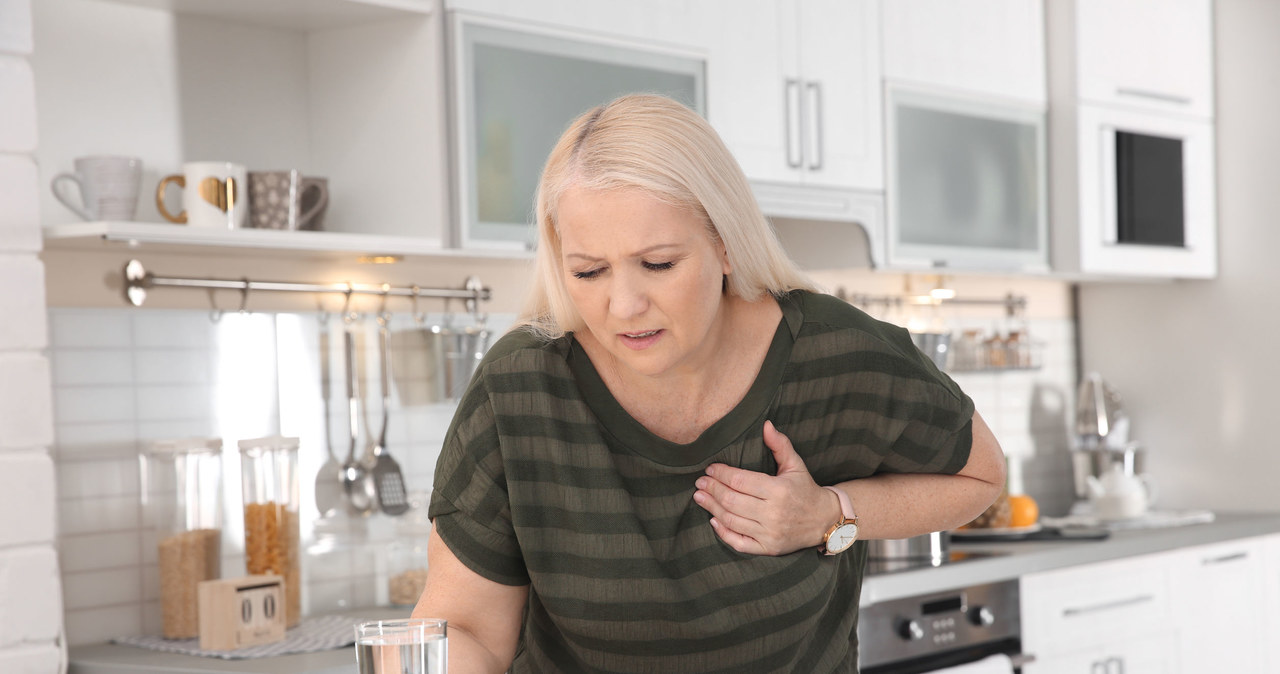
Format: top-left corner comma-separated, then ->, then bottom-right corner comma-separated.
42,222 -> 531,262
97,0 -> 433,31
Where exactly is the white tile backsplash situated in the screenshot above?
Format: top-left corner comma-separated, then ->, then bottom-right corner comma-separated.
50,349 -> 134,386
133,349 -> 213,384
59,531 -> 141,574
56,456 -> 138,499
49,311 -> 133,348
58,494 -> 139,536
61,568 -> 142,611
63,605 -> 141,649
53,385 -> 136,425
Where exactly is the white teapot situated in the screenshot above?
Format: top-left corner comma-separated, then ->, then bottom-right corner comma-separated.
1086,463 -> 1157,521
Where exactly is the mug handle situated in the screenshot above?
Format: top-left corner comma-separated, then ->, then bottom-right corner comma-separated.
51,172 -> 94,221
155,174 -> 188,223
296,180 -> 329,229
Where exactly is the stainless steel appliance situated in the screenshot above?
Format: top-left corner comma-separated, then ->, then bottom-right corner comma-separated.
859,578 -> 1032,673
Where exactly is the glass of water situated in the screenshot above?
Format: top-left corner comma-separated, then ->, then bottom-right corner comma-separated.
355,618 -> 447,674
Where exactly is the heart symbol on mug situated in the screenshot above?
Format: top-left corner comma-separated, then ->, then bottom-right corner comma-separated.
198,176 -> 238,212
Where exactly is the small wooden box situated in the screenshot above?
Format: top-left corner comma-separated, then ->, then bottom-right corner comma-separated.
197,574 -> 287,651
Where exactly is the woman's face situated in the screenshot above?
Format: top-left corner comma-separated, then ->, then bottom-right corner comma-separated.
557,186 -> 732,380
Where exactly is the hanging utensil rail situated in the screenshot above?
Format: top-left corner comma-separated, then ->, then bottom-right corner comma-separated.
122,259 -> 490,309
841,290 -> 1027,317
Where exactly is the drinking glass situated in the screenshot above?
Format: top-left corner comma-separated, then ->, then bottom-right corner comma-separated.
355,618 -> 447,674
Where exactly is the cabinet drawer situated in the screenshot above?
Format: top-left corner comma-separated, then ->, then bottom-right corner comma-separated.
1021,554 -> 1172,657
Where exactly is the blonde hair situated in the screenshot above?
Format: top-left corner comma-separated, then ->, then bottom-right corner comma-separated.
517,94 -> 817,340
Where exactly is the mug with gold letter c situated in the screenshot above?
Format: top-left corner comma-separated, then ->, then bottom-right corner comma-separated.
156,161 -> 248,229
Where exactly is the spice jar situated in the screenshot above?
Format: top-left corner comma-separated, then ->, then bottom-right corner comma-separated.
386,491 -> 432,607
140,437 -> 224,639
239,436 -> 301,627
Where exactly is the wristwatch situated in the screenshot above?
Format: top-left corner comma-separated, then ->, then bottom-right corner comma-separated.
819,485 -> 859,555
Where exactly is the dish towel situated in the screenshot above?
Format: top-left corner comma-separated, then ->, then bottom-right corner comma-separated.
932,653 -> 1014,674
111,614 -> 355,660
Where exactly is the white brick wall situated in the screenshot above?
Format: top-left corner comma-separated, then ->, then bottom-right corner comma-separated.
0,1 -> 64,672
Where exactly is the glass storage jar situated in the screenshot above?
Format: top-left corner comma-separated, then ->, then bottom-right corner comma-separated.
304,513 -> 376,615
140,437 -> 224,639
239,435 -> 301,627
386,491 -> 432,608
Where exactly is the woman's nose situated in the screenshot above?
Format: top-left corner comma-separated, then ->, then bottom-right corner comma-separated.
608,272 -> 648,319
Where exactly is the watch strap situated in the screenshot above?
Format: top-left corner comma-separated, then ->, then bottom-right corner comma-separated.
823,485 -> 855,520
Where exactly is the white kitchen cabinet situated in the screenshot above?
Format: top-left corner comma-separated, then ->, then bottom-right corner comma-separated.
1075,0 -> 1214,119
696,0 -> 883,192
1025,632 -> 1178,674
1021,552 -> 1177,673
1045,0 -> 1218,280
1262,535 -> 1280,673
445,11 -> 705,250
882,0 -> 1046,105
1171,537 -> 1268,672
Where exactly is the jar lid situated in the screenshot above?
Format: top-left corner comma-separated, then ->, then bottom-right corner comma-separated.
146,437 -> 222,456
237,435 -> 301,453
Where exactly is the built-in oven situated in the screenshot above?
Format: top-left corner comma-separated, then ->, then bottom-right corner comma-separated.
859,578 -> 1033,673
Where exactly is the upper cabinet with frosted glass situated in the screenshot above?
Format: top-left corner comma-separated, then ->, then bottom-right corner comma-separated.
445,10 -> 705,251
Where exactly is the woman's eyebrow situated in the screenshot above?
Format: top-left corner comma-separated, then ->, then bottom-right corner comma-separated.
564,243 -> 683,262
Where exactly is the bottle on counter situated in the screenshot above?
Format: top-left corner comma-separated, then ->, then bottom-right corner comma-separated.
239,435 -> 302,627
140,437 -> 224,639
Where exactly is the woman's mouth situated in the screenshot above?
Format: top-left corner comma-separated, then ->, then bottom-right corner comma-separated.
619,329 -> 663,350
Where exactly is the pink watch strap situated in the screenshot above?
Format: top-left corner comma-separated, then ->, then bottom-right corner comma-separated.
823,485 -> 856,521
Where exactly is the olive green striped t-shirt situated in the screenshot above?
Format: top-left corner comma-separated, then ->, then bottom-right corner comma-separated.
429,290 -> 975,673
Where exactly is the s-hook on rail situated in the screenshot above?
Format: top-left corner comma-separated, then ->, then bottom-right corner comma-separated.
122,259 -> 490,311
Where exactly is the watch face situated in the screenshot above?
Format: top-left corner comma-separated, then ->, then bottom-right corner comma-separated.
827,522 -> 859,553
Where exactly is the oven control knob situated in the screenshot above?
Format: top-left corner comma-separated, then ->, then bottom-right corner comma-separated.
969,606 -> 995,627
897,618 -> 924,641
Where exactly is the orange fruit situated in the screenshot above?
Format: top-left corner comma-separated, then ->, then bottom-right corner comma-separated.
1008,494 -> 1039,528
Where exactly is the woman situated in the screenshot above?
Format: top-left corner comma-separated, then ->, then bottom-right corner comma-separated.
413,94 -> 1006,672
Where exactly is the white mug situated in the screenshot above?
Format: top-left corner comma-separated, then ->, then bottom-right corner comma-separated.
156,161 -> 248,229
51,155 -> 143,221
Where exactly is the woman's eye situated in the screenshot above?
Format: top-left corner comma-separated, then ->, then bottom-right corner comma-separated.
572,268 -> 603,280
642,261 -> 675,272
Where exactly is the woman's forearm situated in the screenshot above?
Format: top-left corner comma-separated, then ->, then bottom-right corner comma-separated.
838,411 -> 1007,540
838,471 -> 1003,540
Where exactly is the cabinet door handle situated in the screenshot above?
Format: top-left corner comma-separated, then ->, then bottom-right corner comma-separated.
805,80 -> 823,171
1202,551 -> 1249,565
1060,594 -> 1154,617
1091,661 -> 1107,674
784,78 -> 804,168
1116,87 -> 1192,106
1108,655 -> 1125,673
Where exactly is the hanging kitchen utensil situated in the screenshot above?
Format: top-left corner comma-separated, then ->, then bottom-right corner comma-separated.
369,312 -> 409,515
340,313 -> 376,516
313,316 -> 343,517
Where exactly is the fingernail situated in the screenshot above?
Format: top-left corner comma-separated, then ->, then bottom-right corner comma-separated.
695,478 -> 706,490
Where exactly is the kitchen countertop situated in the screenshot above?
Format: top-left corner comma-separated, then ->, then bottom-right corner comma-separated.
71,512 -> 1280,673
860,510 -> 1280,607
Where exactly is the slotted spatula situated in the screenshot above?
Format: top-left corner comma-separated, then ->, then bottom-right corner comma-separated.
370,314 -> 409,515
